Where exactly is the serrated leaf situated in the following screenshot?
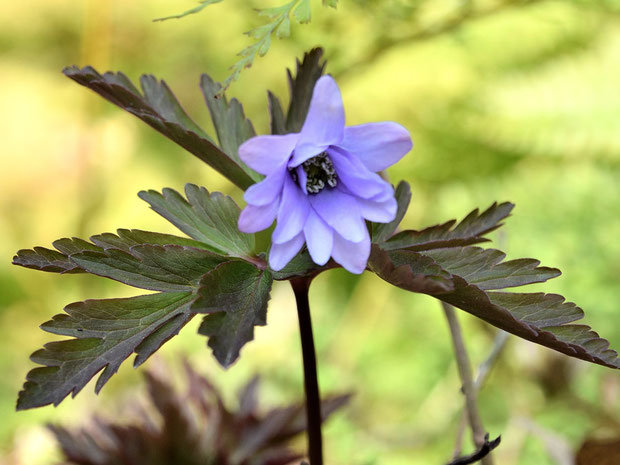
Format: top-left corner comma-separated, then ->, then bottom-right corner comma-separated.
383,202 -> 514,251
193,261 -> 272,367
371,247 -> 620,370
13,247 -> 83,274
139,184 -> 256,259
91,229 -> 215,252
17,292 -> 195,410
368,246 -> 455,294
293,0 -> 311,23
153,0 -> 224,22
70,245 -> 227,292
423,246 -> 561,290
372,181 -> 411,243
200,74 -> 257,165
284,48 -> 326,133
63,66 -> 258,189
270,249 -> 329,280
257,35 -> 272,57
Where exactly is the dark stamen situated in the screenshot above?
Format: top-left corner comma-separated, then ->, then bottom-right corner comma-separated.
301,152 -> 337,194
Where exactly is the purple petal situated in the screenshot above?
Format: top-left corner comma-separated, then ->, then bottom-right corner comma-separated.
239,133 -> 299,175
269,233 -> 305,271
296,165 -> 308,195
272,176 -> 311,244
304,210 -> 333,266
309,188 -> 366,242
238,200 -> 279,233
328,148 -> 393,200
243,165 -> 287,206
358,196 -> 397,223
291,76 -> 345,166
339,122 -> 412,172
331,230 -> 371,274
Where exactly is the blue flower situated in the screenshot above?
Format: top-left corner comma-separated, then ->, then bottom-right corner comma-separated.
238,75 -> 412,274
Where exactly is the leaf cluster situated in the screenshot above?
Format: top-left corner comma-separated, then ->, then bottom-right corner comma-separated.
14,48 -> 620,413
154,0 -> 337,89
50,361 -> 350,465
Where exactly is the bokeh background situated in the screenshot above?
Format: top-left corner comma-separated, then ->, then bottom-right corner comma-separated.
2,0 -> 620,463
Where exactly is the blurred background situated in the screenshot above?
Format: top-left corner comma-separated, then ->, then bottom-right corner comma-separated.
2,0 -> 620,463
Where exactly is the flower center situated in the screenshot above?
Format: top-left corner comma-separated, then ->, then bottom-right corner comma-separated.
300,152 -> 338,194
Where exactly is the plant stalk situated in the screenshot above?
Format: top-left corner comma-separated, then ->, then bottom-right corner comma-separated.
291,277 -> 323,465
442,302 -> 494,465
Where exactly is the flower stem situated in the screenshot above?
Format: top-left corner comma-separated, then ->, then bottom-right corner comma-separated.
291,277 -> 323,465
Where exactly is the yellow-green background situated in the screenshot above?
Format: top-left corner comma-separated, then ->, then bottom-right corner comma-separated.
1,0 -> 620,463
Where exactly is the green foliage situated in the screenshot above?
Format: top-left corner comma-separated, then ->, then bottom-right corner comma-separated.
370,203 -> 620,370
50,362 -> 350,465
63,66 -> 260,190
13,183 -> 272,409
154,0 -> 335,89
139,184 -> 256,259
195,261 -> 272,367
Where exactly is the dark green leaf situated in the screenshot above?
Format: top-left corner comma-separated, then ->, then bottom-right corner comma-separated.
267,91 -> 287,135
270,249 -> 328,280
372,247 -> 620,370
70,245 -> 227,292
199,74 -> 257,173
13,247 -> 82,274
17,292 -> 196,410
368,246 -> 455,295
284,48 -> 326,133
139,184 -> 256,259
193,261 -> 272,367
423,246 -> 561,290
63,66 -> 257,189
372,181 -> 411,243
383,202 -> 514,251
91,229 -> 215,252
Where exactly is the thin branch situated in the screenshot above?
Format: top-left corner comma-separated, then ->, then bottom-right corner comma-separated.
447,434 -> 502,465
291,277 -> 323,465
442,302 -> 494,465
453,330 -> 509,457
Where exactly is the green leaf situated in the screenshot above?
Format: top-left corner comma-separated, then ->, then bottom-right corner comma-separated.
423,246 -> 561,290
13,247 -> 83,274
370,246 -> 620,370
63,66 -> 258,189
139,184 -> 256,259
153,0 -> 224,22
193,261 -> 272,367
267,91 -> 287,135
17,292 -> 196,410
293,0 -> 311,23
383,202 -> 514,251
70,245 -> 227,292
199,74 -> 257,167
322,0 -> 338,8
372,181 -> 411,243
284,48 -> 326,133
275,15 -> 291,37
270,249 -> 329,280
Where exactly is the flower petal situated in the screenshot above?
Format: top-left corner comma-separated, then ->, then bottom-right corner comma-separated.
290,75 -> 345,166
269,233 -> 305,271
309,188 -> 366,242
358,196 -> 397,223
272,176 -> 311,244
238,200 -> 279,233
328,148 -> 392,200
331,229 -> 371,274
243,165 -> 287,206
339,122 -> 412,172
239,133 -> 299,176
304,209 -> 333,266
